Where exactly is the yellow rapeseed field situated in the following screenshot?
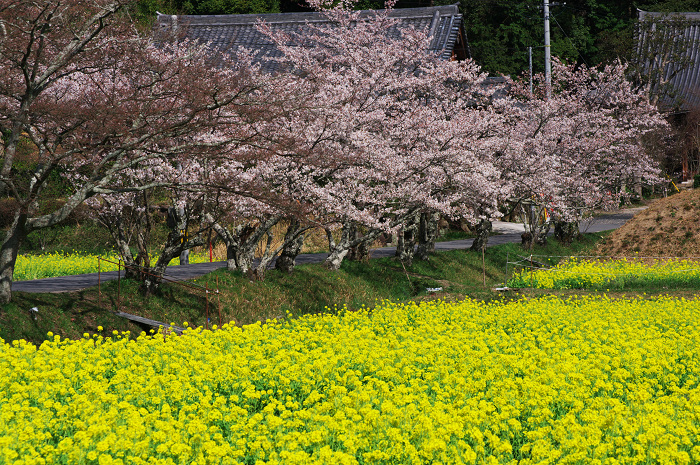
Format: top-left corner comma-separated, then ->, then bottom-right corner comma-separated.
508,258 -> 700,290
14,252 -> 210,281
2,296 -> 700,464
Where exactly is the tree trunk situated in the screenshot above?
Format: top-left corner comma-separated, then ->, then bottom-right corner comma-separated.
535,221 -> 550,246
0,213 -> 26,304
246,229 -> 272,281
0,121 -> 22,197
347,223 -> 360,261
140,236 -> 205,295
633,175 -> 643,200
396,213 -> 419,266
254,219 -> 312,279
98,192 -> 153,280
275,219 -> 305,273
348,223 -> 372,262
554,220 -> 580,245
134,192 -> 152,278
208,214 -> 282,276
209,221 -> 242,271
351,228 -> 385,263
520,203 -> 549,249
324,222 -> 353,271
209,221 -> 256,273
324,211 -> 418,271
104,216 -> 143,280
140,206 -> 204,295
469,218 -> 492,252
416,212 -> 440,261
134,229 -> 151,280
351,239 -> 370,262
324,222 -> 387,270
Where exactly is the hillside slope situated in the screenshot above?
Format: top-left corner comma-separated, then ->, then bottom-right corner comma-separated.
597,190 -> 700,257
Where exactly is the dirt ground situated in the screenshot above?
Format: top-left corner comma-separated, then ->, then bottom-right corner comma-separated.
596,189 -> 700,258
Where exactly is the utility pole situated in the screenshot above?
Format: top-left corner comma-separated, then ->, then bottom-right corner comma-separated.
543,0 -> 551,99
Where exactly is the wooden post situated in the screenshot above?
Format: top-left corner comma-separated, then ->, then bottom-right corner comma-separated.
216,276 -> 222,328
505,251 -> 510,288
209,230 -> 213,263
530,254 -> 534,289
98,257 -> 101,308
117,259 -> 122,311
205,283 -> 210,330
482,243 -> 486,287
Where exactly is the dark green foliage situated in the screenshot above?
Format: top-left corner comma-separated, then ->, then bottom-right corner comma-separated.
130,0 -> 282,28
176,0 -> 280,15
455,0 -> 636,76
409,0 -> 699,76
130,0 -> 700,73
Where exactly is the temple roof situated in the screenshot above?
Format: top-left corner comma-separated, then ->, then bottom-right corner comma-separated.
155,5 -> 469,72
637,10 -> 700,112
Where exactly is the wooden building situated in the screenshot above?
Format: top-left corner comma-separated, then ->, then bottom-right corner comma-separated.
155,4 -> 470,71
636,10 -> 700,112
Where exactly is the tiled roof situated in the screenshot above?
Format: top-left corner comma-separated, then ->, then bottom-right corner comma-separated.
637,10 -> 700,112
155,5 -> 469,72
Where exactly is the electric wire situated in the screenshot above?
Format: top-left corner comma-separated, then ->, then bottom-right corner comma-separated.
550,10 -> 591,66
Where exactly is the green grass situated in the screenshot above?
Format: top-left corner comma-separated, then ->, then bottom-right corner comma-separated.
435,228 -> 475,241
20,222 -> 118,256
1,231 -> 618,346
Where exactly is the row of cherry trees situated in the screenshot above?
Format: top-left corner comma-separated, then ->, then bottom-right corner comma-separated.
504,59 -> 666,246
0,0 -> 283,301
0,0 -> 667,302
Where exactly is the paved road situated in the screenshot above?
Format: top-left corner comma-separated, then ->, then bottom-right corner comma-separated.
11,209 -> 640,294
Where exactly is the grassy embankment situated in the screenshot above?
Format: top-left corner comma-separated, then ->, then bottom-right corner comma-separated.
0,231 -> 613,346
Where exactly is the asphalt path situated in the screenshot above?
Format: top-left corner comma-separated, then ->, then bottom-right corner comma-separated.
11,208 -> 642,294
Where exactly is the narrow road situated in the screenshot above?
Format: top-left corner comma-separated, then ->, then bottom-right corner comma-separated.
11,209 -> 640,294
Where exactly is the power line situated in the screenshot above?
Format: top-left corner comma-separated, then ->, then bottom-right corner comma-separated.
550,10 -> 590,67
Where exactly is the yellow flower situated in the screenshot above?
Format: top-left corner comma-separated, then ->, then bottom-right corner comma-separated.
2,295 -> 700,464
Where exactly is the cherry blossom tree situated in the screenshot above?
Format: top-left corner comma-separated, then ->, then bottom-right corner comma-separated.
0,0 -> 277,302
502,59 -> 667,248
252,1 -> 508,270
162,2 -> 508,276
84,157 -> 219,293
